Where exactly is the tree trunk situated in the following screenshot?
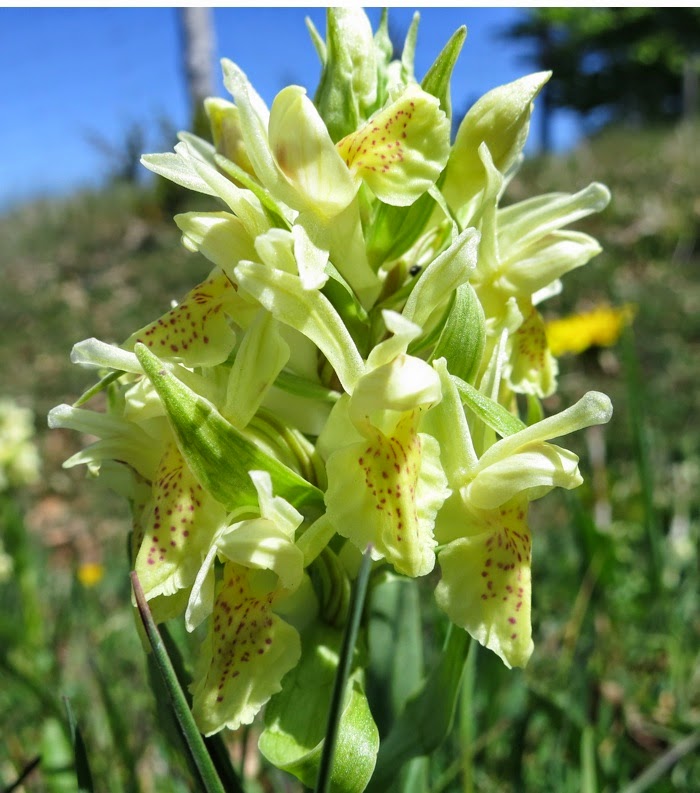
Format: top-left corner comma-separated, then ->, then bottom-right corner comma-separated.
180,8 -> 216,129
683,54 -> 700,119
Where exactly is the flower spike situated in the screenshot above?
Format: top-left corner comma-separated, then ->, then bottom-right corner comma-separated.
51,9 -> 614,766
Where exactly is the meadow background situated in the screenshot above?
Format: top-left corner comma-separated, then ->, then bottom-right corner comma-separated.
1,8 -> 699,793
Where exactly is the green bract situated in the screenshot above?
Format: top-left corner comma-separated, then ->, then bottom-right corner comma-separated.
50,7 -> 613,788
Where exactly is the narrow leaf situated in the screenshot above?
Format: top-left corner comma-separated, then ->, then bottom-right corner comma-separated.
63,698 -> 95,793
4,756 -> 40,793
367,626 -> 470,792
366,574 -> 424,739
432,283 -> 485,383
146,626 -> 242,792
135,343 -> 324,512
421,25 -> 467,120
452,375 -> 526,437
619,731 -> 700,793
580,725 -> 598,793
366,191 -> 436,270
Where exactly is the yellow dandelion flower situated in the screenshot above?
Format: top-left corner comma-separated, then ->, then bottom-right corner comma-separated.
545,304 -> 636,357
77,562 -> 104,588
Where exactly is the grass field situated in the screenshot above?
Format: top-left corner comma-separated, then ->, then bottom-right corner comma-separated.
1,121 -> 698,792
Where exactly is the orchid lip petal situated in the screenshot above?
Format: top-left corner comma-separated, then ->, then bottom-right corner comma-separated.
191,562 -> 301,735
436,498 -> 534,668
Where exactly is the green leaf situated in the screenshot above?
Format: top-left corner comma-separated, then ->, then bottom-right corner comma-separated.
275,370 -> 341,403
63,698 -> 95,793
306,16 -> 327,64
366,191 -> 436,271
526,393 -> 545,426
259,623 -> 379,792
214,152 -> 291,228
581,725 -> 598,793
421,25 -> 467,121
372,9 -> 392,109
40,718 -> 75,793
134,343 -> 324,512
367,625 -> 470,792
321,261 -> 371,357
389,758 -> 429,793
399,13 -> 420,84
452,375 -> 527,437
457,640 -> 479,793
366,573 -> 424,739
432,283 -> 485,383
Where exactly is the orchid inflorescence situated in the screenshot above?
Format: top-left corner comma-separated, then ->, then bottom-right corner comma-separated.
50,7 -> 612,784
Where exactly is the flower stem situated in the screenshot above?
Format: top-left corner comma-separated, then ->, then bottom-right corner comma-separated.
131,572 -> 236,793
314,545 -> 373,793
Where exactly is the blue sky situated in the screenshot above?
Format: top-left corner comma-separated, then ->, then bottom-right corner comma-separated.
0,7 -> 581,212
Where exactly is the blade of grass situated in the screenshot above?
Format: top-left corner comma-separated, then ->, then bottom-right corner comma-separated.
619,731 -> 700,793
63,697 -> 94,793
459,639 -> 478,793
621,326 -> 661,594
314,545 -> 373,793
90,659 -> 139,792
0,656 -> 66,726
580,725 -> 598,793
1,494 -> 44,646
3,756 -> 41,793
130,572 -> 235,793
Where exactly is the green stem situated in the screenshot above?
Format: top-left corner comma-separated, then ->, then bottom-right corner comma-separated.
314,546 -> 373,793
459,640 -> 478,793
130,572 -> 234,793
